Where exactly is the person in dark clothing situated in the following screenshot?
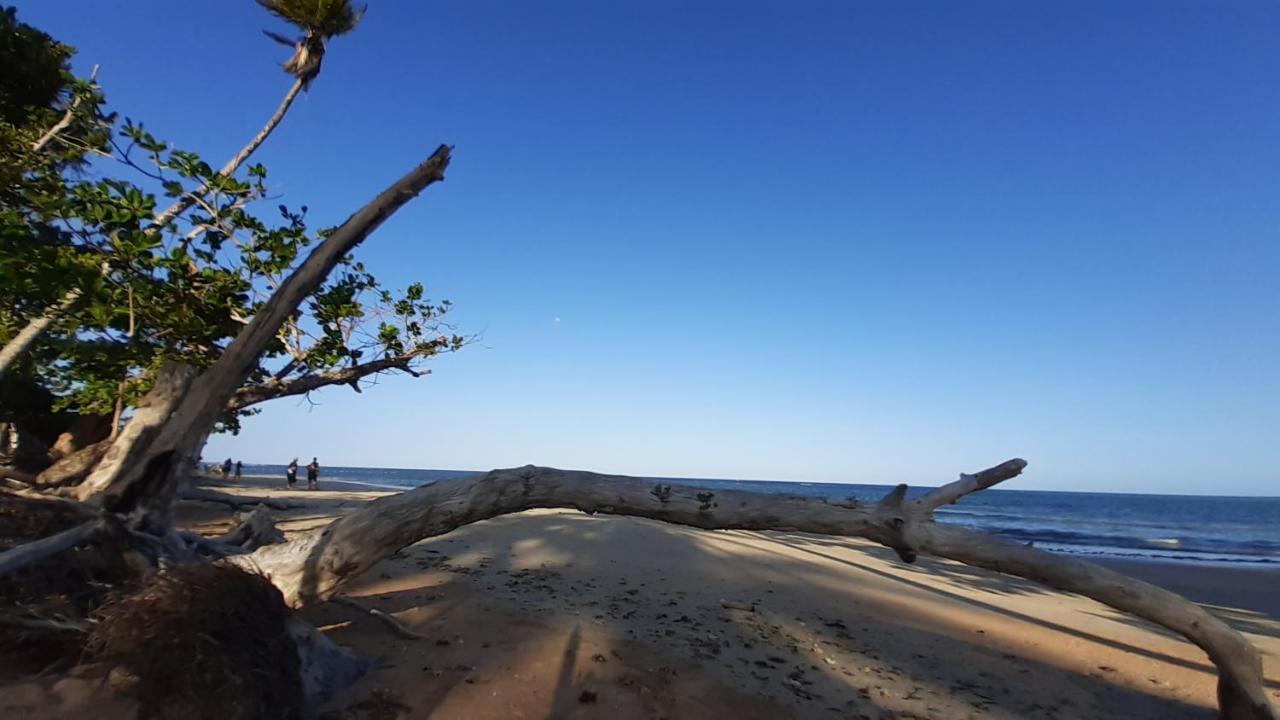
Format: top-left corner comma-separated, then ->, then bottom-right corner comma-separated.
286,458 -> 298,487
222,458 -> 232,476
306,458 -> 319,490
234,460 -> 242,479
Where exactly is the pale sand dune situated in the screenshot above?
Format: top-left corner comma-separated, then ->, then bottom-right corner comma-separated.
5,476 -> 1277,719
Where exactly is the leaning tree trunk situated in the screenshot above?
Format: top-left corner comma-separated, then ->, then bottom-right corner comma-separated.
148,78 -> 305,231
232,461 -> 1275,720
77,146 -> 452,531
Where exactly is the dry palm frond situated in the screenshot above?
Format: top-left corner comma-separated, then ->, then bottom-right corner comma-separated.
256,0 -> 365,39
256,0 -> 365,85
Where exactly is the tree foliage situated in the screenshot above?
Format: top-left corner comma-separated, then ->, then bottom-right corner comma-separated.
0,4 -> 463,445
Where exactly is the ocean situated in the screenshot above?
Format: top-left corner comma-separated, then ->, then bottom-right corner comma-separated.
236,463 -> 1280,567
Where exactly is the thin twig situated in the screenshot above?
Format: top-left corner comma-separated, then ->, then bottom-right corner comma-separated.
30,66 -> 99,153
332,596 -> 425,640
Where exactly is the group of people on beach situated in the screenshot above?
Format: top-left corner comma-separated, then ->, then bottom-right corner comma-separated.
206,457 -> 321,490
208,458 -> 242,478
286,457 -> 321,490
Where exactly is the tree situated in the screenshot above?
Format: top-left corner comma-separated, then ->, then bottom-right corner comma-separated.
0,0 -> 366,380
0,4 -> 462,486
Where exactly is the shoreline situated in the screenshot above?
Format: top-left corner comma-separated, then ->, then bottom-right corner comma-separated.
1091,556 -> 1280,618
229,472 -> 1280,578
215,474 -> 1280,618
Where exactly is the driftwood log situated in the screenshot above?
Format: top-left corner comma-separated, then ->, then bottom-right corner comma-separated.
232,462 -> 1276,720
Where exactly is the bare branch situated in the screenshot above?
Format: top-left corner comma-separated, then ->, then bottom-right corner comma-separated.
226,350 -> 432,411
912,458 -> 1028,512
30,65 -> 99,153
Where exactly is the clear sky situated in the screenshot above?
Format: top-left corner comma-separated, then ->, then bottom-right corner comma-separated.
23,1 -> 1280,495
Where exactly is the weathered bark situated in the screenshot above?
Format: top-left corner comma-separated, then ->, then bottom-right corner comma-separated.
233,462 -> 1276,720
232,465 -> 896,606
37,438 -> 111,487
226,350 -> 430,412
78,146 -> 452,524
75,365 -> 197,507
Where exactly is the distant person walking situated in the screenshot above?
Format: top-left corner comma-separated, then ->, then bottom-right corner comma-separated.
306,458 -> 319,490
286,458 -> 298,488
222,458 -> 232,476
234,460 -> 242,479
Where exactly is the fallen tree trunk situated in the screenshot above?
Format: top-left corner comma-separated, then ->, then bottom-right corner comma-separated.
233,461 -> 1276,720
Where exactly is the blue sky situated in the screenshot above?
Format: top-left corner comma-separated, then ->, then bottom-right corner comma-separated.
24,1 -> 1279,494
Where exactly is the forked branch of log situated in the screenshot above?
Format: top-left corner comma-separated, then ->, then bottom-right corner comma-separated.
913,458 -> 1028,511
231,461 -> 1275,720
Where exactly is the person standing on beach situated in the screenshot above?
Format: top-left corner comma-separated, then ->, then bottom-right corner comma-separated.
286,458 -> 298,487
222,458 -> 232,476
234,460 -> 242,479
306,458 -> 319,490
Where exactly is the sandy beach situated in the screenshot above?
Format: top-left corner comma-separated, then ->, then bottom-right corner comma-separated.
6,475 -> 1278,719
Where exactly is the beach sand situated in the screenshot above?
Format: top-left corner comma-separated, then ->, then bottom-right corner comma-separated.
5,475 -> 1278,719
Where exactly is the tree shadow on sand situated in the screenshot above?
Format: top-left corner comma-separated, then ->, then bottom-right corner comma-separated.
275,508 -> 1278,719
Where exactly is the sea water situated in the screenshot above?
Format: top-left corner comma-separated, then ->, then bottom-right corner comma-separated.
237,464 -> 1280,566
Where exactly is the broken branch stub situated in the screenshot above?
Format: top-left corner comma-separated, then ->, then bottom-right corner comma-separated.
913,458 -> 1028,512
